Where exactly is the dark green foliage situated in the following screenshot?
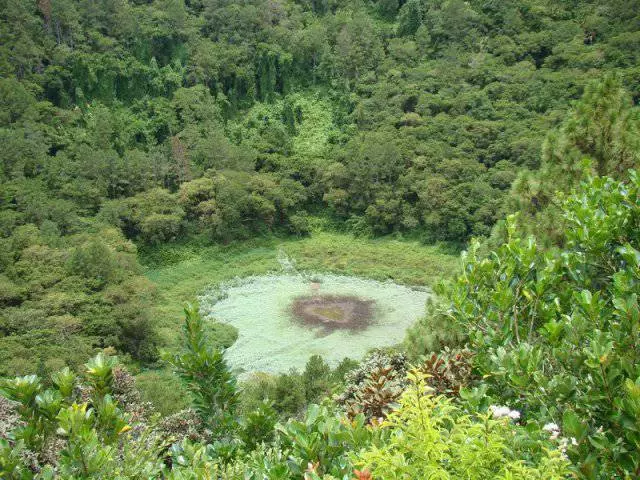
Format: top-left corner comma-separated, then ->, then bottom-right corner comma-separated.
0,0 -> 638,384
163,304 -> 238,435
240,355 -> 351,419
271,372 -> 306,418
176,171 -> 308,242
426,174 -> 640,478
302,355 -> 331,404
3,0 -> 635,260
507,75 -> 640,245
0,1 -> 639,476
239,401 -> 277,451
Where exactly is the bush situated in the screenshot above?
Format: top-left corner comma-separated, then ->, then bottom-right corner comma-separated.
279,403 -> 374,479
433,173 -> 640,478
139,213 -> 183,245
163,304 -> 238,436
354,371 -> 570,479
0,354 -> 165,478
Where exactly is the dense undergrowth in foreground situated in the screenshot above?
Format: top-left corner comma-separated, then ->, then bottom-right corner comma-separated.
0,309 -> 570,479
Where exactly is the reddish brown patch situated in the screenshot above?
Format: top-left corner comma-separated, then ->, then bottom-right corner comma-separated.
354,469 -> 373,480
291,295 -> 375,332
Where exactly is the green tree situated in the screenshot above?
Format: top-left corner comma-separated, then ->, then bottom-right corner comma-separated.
334,11 -> 384,82
429,173 -> 640,478
164,304 -> 238,435
302,354 -> 332,403
397,0 -> 424,37
508,76 -> 640,245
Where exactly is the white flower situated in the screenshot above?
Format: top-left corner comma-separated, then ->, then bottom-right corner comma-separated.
489,405 -> 508,418
571,437 -> 578,446
542,422 -> 560,440
489,405 -> 520,421
558,437 -> 569,452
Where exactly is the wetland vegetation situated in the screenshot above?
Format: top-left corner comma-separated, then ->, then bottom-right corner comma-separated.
141,232 -> 457,350
199,272 -> 430,375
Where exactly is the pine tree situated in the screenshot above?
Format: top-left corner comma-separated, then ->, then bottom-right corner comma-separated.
505,75 -> 640,245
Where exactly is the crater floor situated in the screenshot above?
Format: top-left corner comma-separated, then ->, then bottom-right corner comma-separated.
198,273 -> 430,377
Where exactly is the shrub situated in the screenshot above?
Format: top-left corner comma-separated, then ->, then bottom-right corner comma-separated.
354,371 -> 570,479
0,354 -> 165,477
139,213 -> 183,245
279,403 -> 374,479
336,351 -> 407,422
417,347 -> 476,397
434,173 -> 640,478
163,304 -> 238,436
302,355 -> 332,404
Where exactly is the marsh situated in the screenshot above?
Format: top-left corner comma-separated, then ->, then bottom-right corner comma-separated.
198,273 -> 430,376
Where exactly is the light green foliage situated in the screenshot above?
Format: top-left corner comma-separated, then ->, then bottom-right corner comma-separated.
230,93 -> 338,161
135,369 -> 190,416
354,371 -> 570,479
0,353 -> 165,478
429,173 -> 640,478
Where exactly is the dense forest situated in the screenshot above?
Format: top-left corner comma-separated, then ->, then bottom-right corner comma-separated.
1,0 -> 640,478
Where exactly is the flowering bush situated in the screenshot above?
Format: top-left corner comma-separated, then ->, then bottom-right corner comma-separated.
436,173 -> 640,478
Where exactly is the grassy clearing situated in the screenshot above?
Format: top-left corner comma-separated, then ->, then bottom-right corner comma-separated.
285,233 -> 459,285
141,232 -> 459,348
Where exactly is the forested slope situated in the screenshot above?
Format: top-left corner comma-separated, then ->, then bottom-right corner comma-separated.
2,0 -> 639,375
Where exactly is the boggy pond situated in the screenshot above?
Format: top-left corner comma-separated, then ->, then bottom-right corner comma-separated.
198,273 -> 430,376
